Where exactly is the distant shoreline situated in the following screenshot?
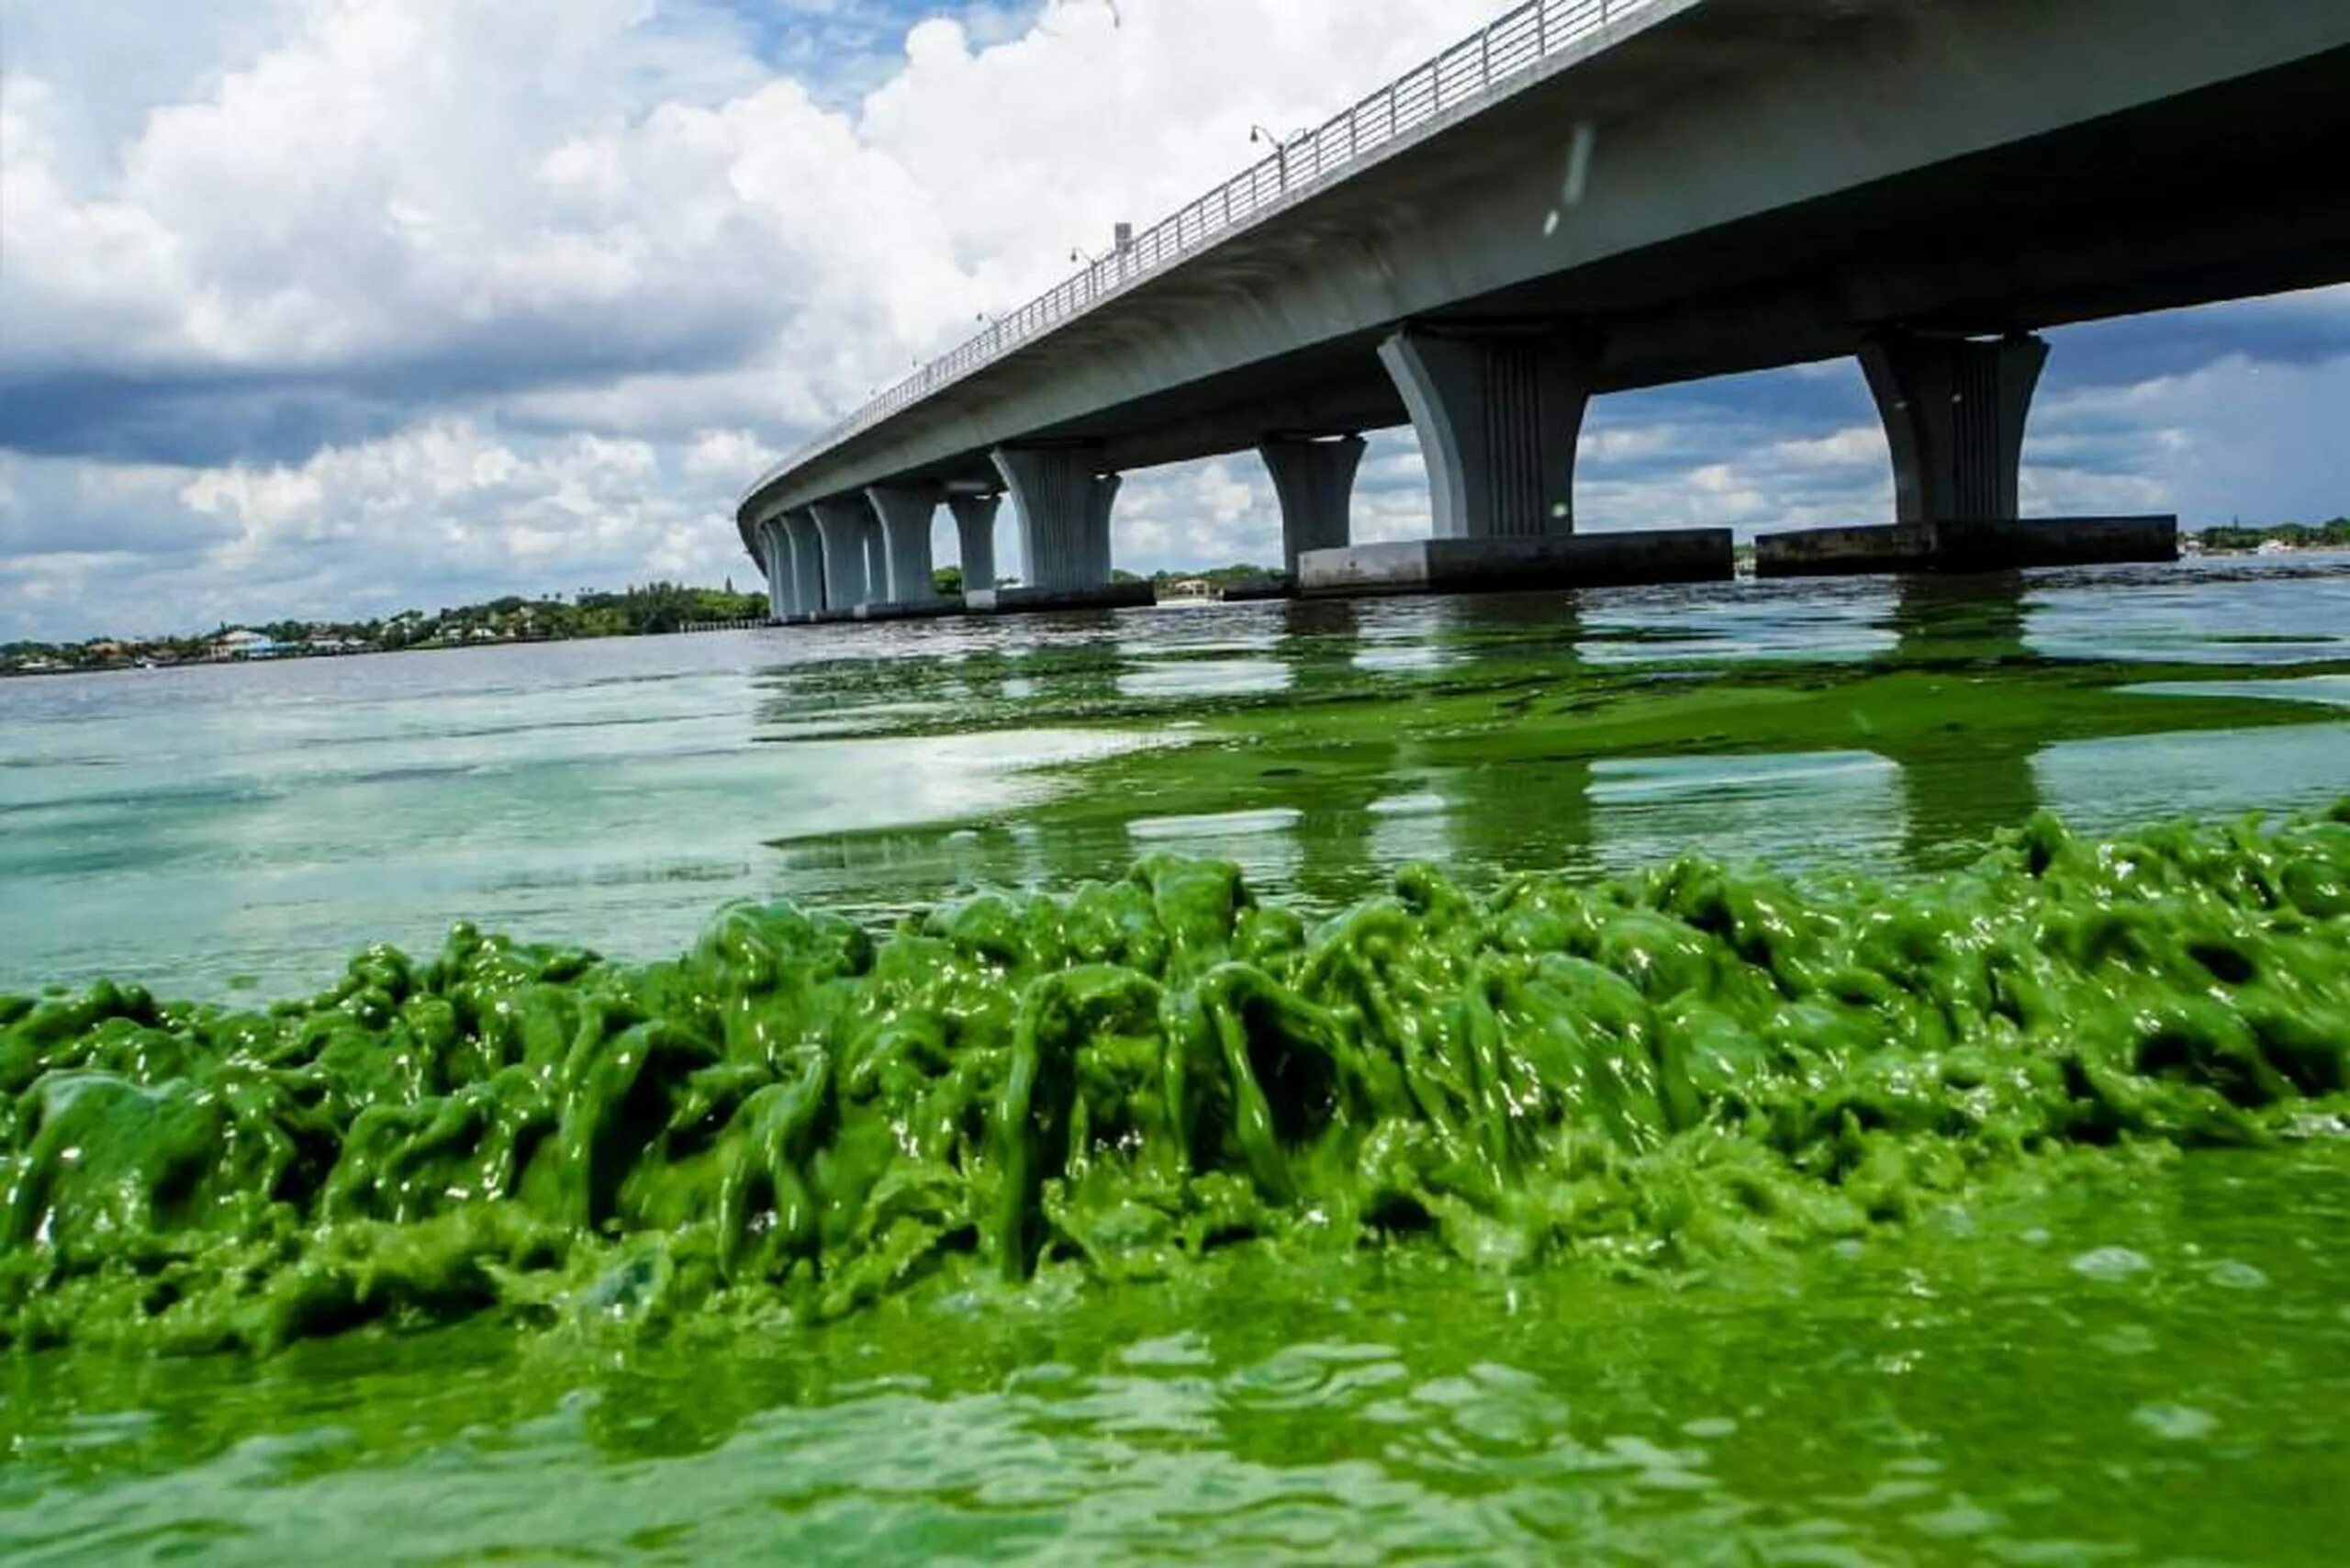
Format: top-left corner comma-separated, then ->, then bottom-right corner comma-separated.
2187,541 -> 2335,557
9,535 -> 2347,679
2,583 -> 767,680
0,625 -> 771,681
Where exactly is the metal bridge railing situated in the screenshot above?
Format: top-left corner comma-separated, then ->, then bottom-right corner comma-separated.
749,0 -> 1660,503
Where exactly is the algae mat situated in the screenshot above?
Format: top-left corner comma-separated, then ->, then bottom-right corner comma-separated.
6,805 -> 2350,1354
6,811 -> 2350,1562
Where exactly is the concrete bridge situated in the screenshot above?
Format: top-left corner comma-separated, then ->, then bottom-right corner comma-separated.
737,0 -> 2350,621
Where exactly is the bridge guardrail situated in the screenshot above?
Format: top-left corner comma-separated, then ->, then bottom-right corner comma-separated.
747,0 -> 1659,506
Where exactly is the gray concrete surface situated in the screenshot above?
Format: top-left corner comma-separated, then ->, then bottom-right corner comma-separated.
948,493 -> 1002,592
991,448 -> 1120,592
1755,517 -> 2179,577
1260,435 -> 1363,572
850,597 -> 967,622
867,485 -> 942,604
964,582 -> 1158,615
811,500 -> 873,610
1298,531 -> 1732,597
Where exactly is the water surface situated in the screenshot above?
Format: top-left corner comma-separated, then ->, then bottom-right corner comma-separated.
6,555 -> 2350,1563
7,557 -> 2350,1001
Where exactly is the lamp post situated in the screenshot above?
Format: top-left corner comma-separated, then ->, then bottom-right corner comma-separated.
1250,123 -> 1311,192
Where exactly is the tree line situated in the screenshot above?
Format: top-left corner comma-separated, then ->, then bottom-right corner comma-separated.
3,581 -> 770,676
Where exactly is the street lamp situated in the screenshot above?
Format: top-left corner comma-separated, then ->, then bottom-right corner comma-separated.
1250,124 -> 1312,191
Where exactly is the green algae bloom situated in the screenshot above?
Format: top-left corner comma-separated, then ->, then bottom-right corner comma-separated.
6,804 -> 2348,1356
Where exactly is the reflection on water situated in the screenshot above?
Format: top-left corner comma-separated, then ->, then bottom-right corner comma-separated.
1591,751 -> 1906,874
5,556 -> 2350,998
1880,572 -> 2044,868
769,561 -> 2350,915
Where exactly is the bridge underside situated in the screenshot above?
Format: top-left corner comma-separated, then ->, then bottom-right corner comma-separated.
890,45 -> 2350,490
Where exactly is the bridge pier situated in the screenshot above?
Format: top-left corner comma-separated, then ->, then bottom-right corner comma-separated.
949,492 -> 1002,592
866,485 -> 953,611
754,519 -> 775,621
983,448 -> 1152,614
1301,324 -> 1730,598
782,512 -> 823,619
992,447 -> 1115,588
1378,325 -> 1592,540
1868,330 -> 2046,529
778,520 -> 801,622
756,518 -> 790,622
811,499 -> 876,613
1759,330 -> 2175,577
1259,435 -> 1365,577
861,512 -> 889,606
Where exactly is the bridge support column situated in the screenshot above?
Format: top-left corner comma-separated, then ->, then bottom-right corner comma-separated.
757,519 -> 790,622
867,485 -> 945,605
861,513 -> 888,605
753,520 -> 774,620
1863,330 -> 2046,528
785,512 -> 824,617
1300,326 -> 1728,599
949,493 -> 1002,592
1377,325 -> 1594,540
991,448 -> 1118,591
811,499 -> 875,611
1259,435 -> 1364,575
1756,330 -> 2175,577
785,521 -> 803,621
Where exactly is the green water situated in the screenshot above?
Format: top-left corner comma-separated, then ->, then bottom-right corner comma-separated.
6,1148 -> 2347,1562
6,559 -> 2350,1562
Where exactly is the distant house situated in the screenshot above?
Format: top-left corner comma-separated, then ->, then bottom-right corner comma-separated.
216,629 -> 278,659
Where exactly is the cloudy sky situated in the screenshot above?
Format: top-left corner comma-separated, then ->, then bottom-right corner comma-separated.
4,0 -> 2346,641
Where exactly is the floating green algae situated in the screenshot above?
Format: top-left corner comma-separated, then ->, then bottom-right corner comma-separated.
5,804 -> 2348,1356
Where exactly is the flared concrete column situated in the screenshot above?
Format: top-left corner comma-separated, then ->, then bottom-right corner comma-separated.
1080,477 -> 1118,586
861,514 -> 888,604
867,485 -> 942,603
1861,330 -> 2048,525
811,498 -> 875,610
785,511 -> 824,615
757,521 -> 775,621
752,521 -> 772,618
949,493 -> 1002,591
779,520 -> 805,618
1259,435 -> 1365,573
990,447 -> 1120,591
757,519 -> 790,621
1378,325 -> 1595,540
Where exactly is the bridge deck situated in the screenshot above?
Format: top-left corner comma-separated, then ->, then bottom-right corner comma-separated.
740,0 -> 2350,555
